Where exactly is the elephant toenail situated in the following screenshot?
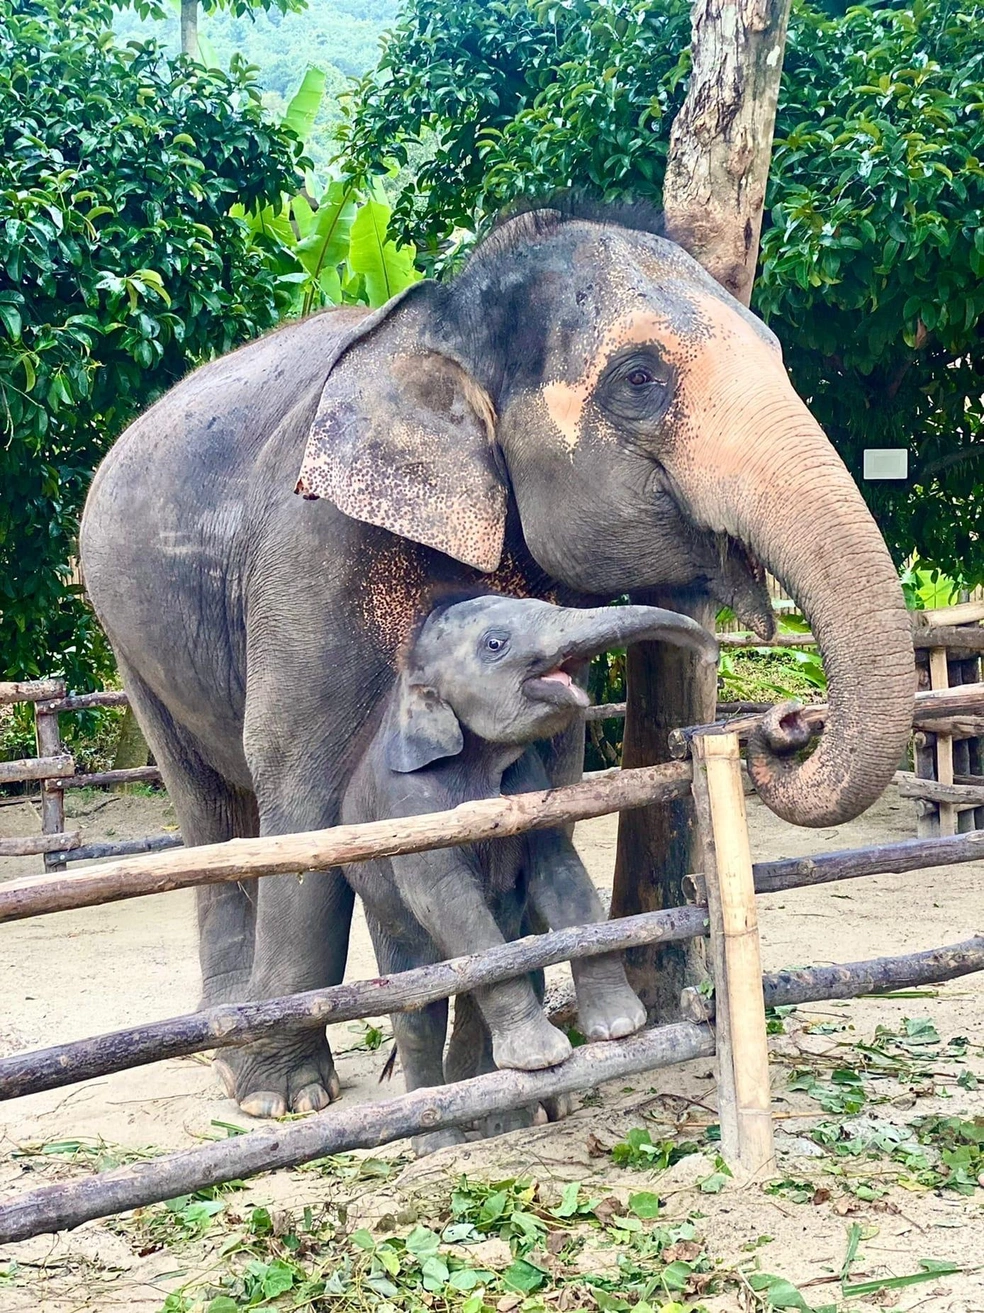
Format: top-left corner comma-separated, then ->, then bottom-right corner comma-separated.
240,1091 -> 288,1118
292,1083 -> 331,1113
212,1058 -> 237,1097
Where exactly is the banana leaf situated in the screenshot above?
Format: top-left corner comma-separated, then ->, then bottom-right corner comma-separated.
283,67 -> 327,145
347,198 -> 420,308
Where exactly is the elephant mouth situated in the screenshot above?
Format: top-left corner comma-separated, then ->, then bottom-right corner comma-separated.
523,658 -> 591,709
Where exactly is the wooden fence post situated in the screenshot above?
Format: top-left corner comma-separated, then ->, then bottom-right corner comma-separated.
34,703 -> 67,874
691,732 -> 775,1176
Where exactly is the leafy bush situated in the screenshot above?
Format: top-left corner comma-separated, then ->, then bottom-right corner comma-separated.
342,0 -> 984,579
0,0 -> 303,686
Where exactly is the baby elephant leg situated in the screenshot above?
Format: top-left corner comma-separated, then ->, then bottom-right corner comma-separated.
527,832 -> 646,1043
446,992 -> 543,1139
369,921 -> 466,1156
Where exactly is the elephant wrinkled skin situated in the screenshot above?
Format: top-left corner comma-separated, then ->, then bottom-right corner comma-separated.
80,202 -> 913,1117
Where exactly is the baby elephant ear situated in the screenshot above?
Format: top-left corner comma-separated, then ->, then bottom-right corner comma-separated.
296,283 -> 507,574
386,684 -> 464,774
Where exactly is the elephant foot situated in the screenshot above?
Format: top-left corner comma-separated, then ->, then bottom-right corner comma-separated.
574,959 -> 647,1042
540,1092 -> 575,1122
213,1034 -> 341,1118
412,1127 -> 467,1157
492,1013 -> 571,1071
476,1104 -> 538,1140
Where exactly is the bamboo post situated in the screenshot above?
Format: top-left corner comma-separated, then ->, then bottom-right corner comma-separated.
691,732 -> 775,1176
929,648 -> 955,836
34,704 -> 69,873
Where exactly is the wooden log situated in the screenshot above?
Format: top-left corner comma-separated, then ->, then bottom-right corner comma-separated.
753,828 -> 984,894
668,682 -> 984,758
35,707 -> 69,874
681,937 -> 984,1021
916,716 -> 984,738
46,834 -> 184,866
895,771 -> 984,807
585,702 -> 626,722
691,733 -> 774,1176
914,625 -> 984,652
0,1022 -> 715,1244
0,679 -> 65,706
584,700 -> 771,724
49,766 -> 163,791
914,599 -> 984,628
40,690 -> 129,713
0,762 -> 693,924
0,754 -> 74,786
717,633 -> 816,648
929,649 -> 956,836
0,906 -> 708,1102
0,831 -> 80,858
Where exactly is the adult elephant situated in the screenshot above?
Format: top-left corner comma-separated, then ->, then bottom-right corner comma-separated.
80,202 -> 914,1117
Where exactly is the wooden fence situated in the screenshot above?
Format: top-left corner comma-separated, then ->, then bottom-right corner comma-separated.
3,681 -> 984,1244
5,600 -> 984,874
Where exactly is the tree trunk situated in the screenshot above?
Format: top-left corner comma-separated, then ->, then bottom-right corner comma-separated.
180,0 -> 200,59
663,0 -> 793,308
611,590 -> 717,1017
612,0 -> 792,1012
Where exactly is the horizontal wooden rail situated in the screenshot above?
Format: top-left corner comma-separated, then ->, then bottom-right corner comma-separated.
0,679 -> 65,706
37,690 -> 129,713
0,755 -> 74,786
0,761 -> 692,924
895,770 -> 984,807
48,766 -> 163,791
682,936 -> 984,1020
0,831 -> 80,859
751,828 -> 984,895
0,906 -> 708,1102
46,834 -> 184,866
669,683 -> 984,757
914,599 -> 984,628
0,1023 -> 714,1244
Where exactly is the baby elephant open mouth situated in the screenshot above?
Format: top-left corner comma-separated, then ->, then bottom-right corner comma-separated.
523,658 -> 590,707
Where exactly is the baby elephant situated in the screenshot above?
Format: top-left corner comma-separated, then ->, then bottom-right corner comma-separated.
340,593 -> 718,1153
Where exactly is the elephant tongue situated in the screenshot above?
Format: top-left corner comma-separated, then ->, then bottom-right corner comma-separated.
540,668 -> 572,686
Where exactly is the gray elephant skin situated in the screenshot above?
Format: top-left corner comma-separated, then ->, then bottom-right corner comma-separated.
80,200 -> 914,1118
340,593 -> 718,1153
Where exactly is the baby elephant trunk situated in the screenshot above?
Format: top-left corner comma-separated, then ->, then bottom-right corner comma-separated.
547,604 -> 720,668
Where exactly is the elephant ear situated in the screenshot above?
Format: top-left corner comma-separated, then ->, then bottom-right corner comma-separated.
386,682 -> 464,774
296,284 -> 507,573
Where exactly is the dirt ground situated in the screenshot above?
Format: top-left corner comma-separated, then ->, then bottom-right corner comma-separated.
1,784 -> 982,1311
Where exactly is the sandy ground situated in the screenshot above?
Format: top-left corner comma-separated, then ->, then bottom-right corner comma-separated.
1,784 -> 982,1310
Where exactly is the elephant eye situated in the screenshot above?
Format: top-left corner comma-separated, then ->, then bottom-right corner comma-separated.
627,368 -> 655,387
480,630 -> 510,659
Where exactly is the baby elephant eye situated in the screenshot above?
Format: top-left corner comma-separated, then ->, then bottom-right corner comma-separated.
480,630 -> 510,657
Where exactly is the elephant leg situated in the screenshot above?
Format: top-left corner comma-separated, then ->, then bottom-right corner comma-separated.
372,925 -> 465,1157
116,659 -> 259,1007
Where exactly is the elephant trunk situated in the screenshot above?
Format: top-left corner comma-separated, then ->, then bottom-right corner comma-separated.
676,383 -> 914,827
550,604 -> 720,668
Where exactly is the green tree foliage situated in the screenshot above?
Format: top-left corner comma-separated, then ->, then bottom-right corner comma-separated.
342,0 -> 984,581
0,0 -> 303,684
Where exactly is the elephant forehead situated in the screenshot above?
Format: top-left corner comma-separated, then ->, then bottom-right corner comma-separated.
541,296 -> 776,451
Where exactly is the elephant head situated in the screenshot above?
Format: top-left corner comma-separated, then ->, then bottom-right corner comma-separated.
296,202 -> 914,827
386,595 -> 719,771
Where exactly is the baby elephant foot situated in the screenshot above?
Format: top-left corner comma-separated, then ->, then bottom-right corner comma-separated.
213,1035 -> 341,1118
477,1104 -> 538,1140
575,959 -> 647,1042
412,1127 -> 467,1157
492,1012 -> 572,1071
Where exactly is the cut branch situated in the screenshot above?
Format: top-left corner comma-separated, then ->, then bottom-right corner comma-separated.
0,1024 -> 715,1244
0,762 -> 692,924
0,906 -> 708,1102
